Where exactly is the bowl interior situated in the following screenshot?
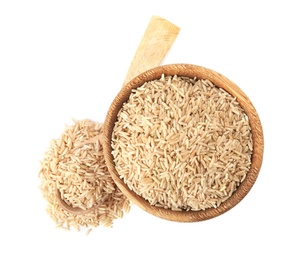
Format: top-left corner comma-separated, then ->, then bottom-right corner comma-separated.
102,64 -> 264,222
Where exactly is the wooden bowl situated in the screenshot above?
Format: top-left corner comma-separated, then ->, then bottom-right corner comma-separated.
102,64 -> 264,222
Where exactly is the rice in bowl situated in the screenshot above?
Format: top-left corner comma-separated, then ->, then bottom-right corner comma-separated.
111,75 -> 253,211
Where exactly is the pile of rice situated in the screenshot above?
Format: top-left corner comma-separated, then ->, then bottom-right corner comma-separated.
39,119 -> 130,231
112,75 -> 253,211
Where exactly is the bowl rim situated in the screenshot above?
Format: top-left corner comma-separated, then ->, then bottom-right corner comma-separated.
102,63 -> 264,222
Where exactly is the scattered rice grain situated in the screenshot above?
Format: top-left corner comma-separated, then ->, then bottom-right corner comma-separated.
39,119 -> 131,232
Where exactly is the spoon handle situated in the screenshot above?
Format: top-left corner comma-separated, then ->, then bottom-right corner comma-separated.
122,15 -> 180,87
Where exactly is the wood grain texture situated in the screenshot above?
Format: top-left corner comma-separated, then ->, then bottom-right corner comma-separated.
122,16 -> 180,86
103,64 -> 264,222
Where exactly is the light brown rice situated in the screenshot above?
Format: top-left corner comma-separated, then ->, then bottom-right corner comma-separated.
39,119 -> 130,231
112,75 -> 253,211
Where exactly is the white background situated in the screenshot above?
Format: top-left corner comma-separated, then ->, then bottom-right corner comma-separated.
1,0 -> 307,259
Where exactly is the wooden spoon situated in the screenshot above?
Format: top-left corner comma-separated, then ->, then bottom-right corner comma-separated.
55,135 -> 104,215
56,16 -> 180,214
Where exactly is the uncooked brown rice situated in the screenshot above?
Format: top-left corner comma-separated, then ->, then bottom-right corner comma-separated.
39,119 -> 130,231
112,75 -> 253,211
